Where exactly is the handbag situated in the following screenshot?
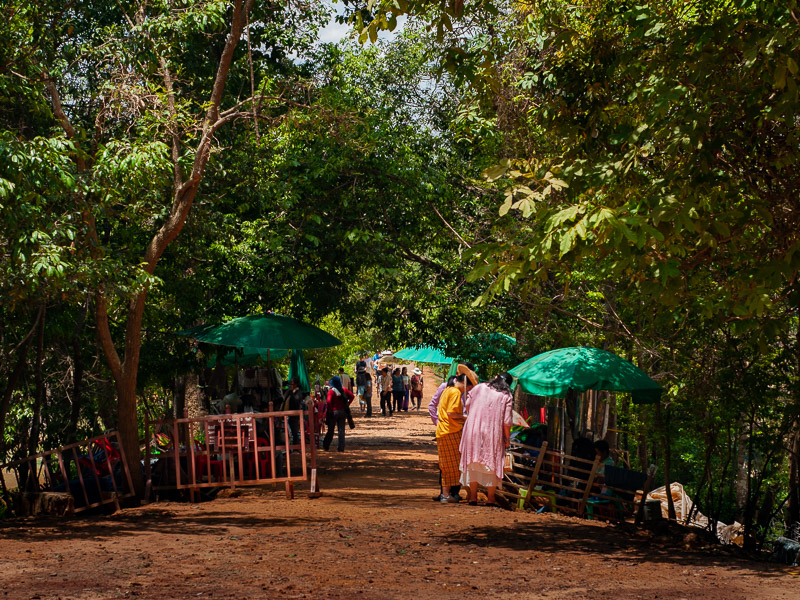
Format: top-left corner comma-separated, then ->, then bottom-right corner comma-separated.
503,451 -> 514,472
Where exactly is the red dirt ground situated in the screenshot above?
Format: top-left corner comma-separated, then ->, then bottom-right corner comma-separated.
1,368 -> 798,599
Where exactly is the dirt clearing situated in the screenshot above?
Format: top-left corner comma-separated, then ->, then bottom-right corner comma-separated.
0,370 -> 797,599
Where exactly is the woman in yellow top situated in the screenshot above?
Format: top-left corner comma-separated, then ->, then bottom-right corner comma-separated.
436,364 -> 478,503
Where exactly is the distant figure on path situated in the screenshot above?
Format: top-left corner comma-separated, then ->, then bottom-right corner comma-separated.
338,367 -> 352,393
410,368 -> 423,410
391,367 -> 404,413
281,378 -> 307,446
401,367 -> 410,411
323,376 -> 354,452
380,367 -> 393,416
459,373 -> 514,506
361,371 -> 373,417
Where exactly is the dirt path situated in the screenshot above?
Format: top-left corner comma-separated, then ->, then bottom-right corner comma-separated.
0,367 -> 797,599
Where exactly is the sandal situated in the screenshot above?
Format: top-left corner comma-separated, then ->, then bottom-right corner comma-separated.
468,501 -> 478,506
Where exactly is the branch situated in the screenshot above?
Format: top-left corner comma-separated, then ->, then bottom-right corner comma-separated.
94,291 -> 123,383
142,0 -> 255,274
44,76 -> 86,170
3,304 -> 45,363
429,203 -> 472,249
380,206 -> 447,274
219,93 -> 312,118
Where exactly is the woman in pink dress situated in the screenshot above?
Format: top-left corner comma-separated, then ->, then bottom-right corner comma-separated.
459,373 -> 514,506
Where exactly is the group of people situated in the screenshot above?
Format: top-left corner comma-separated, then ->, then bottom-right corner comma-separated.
429,363 -> 514,506
320,353 -> 427,452
348,353 -> 425,417
377,365 -> 424,415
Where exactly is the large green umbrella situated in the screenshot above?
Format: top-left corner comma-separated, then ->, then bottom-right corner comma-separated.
393,345 -> 455,364
509,347 -> 662,404
207,347 -> 288,368
288,348 -> 310,393
184,313 -> 342,350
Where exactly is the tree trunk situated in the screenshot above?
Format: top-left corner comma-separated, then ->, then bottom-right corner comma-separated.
89,0 -> 256,500
23,306 -> 46,491
788,425 -> 800,526
66,297 -> 89,443
0,306 -> 43,457
789,309 -> 800,525
115,370 -> 143,497
0,340 -> 30,458
637,433 -> 648,473
606,392 -> 618,450
174,374 -> 187,447
27,305 -> 46,458
657,402 -> 677,520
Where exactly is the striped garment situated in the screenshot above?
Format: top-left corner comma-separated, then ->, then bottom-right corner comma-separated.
437,430 -> 463,487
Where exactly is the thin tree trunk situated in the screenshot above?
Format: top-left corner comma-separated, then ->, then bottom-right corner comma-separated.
788,309 -> 800,525
0,345 -> 29,459
24,305 -> 46,491
89,0 -> 256,500
789,426 -> 800,525
657,402 -> 677,520
637,433 -> 648,472
0,306 -> 44,456
67,297 -> 90,443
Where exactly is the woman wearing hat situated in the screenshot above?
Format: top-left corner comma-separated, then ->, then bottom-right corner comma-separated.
410,368 -> 423,410
323,376 -> 355,452
436,364 -> 478,503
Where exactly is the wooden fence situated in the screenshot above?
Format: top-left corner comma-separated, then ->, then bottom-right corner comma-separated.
0,432 -> 136,514
499,440 -> 656,521
144,409 -> 316,501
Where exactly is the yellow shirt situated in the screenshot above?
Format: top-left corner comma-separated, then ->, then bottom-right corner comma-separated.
436,387 -> 464,438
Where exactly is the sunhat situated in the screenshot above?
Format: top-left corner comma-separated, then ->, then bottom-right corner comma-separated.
456,363 -> 479,386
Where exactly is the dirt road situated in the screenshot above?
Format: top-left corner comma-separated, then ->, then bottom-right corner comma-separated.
0,368 -> 797,599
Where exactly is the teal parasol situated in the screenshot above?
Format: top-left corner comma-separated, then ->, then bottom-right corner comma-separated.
509,347 -> 662,404
392,345 -> 455,364
179,313 -> 342,350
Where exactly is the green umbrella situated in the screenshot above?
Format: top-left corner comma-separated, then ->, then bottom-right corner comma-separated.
393,345 -> 455,364
457,333 -> 518,366
509,347 -> 662,404
288,349 -> 310,393
184,313 -> 342,350
207,347 -> 288,368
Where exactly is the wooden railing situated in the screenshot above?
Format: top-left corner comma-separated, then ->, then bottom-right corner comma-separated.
144,409 -> 316,500
0,432 -> 136,514
499,440 -> 655,521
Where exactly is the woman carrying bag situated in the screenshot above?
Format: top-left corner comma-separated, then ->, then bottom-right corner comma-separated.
323,376 -> 355,452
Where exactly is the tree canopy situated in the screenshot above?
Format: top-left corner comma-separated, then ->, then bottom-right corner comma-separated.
1,0 -> 799,546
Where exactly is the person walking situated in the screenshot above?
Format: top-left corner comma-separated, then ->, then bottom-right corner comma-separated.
281,378 -> 306,447
355,359 -> 368,412
459,373 -> 514,506
391,367 -> 404,414
361,370 -> 373,417
436,364 -> 478,503
380,367 -> 393,416
410,368 -> 423,410
338,367 -> 352,393
323,376 -> 354,452
401,367 -> 411,411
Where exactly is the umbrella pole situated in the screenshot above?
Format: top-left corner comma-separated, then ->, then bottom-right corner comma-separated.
267,349 -> 273,411
235,354 -> 240,395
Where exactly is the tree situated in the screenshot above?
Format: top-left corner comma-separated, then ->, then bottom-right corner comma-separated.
0,0 -> 331,495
